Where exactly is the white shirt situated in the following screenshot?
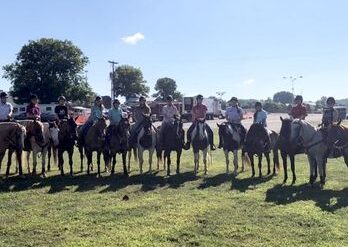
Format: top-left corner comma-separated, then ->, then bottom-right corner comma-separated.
0,102 -> 13,121
226,106 -> 244,124
162,105 -> 179,123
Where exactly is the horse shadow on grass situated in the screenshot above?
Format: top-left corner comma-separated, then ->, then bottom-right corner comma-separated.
198,173 -> 232,189
230,174 -> 274,192
265,184 -> 348,213
0,171 -> 199,194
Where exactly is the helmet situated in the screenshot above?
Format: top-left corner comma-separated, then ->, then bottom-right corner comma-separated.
95,96 -> 102,101
139,96 -> 146,101
166,95 -> 173,101
255,101 -> 262,108
196,94 -> 203,100
326,97 -> 336,104
0,92 -> 8,98
294,95 -> 303,102
58,95 -> 66,101
230,97 -> 238,102
113,99 -> 120,104
30,94 -> 38,100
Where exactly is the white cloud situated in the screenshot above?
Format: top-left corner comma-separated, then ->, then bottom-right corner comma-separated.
121,32 -> 145,45
243,79 -> 255,85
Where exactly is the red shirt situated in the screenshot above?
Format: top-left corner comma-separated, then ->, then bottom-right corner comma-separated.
192,104 -> 207,121
290,104 -> 307,119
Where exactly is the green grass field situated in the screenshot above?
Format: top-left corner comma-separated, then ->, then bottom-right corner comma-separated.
0,145 -> 348,247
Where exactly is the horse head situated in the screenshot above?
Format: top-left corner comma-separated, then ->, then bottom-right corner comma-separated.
118,117 -> 131,142
30,120 -> 45,146
327,122 -> 348,148
142,115 -> 153,135
48,122 -> 60,147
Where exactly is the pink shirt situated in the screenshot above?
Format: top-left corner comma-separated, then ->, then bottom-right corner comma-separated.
192,104 -> 207,121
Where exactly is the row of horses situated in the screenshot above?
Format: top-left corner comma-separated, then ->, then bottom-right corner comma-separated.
0,116 -> 347,186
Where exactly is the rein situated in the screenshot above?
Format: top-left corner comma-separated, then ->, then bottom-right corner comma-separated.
294,122 -> 323,150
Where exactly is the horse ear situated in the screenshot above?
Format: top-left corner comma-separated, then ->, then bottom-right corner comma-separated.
337,120 -> 342,126
217,123 -> 220,127
280,116 -> 283,122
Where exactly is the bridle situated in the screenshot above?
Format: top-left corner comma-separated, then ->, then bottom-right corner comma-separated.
292,121 -> 322,150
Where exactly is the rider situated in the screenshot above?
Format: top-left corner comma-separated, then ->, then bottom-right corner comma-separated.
321,97 -> 339,128
108,99 -> 123,126
224,97 -> 246,145
289,95 -> 307,120
55,96 -> 69,120
80,96 -> 104,140
253,101 -> 271,150
159,95 -> 180,144
0,92 -> 13,122
129,96 -> 151,145
26,94 -> 41,120
184,94 -> 216,151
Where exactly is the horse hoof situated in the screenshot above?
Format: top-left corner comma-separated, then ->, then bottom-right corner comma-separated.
232,171 -> 238,176
41,173 -> 46,178
176,170 -> 179,175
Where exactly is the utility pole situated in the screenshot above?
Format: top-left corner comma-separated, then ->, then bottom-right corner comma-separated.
84,70 -> 88,83
282,75 -> 303,96
108,60 -> 118,99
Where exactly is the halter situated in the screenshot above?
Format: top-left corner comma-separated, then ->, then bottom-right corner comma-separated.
292,121 -> 323,150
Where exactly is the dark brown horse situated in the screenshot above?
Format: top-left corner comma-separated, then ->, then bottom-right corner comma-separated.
106,118 -> 131,176
327,121 -> 348,165
0,122 -> 26,177
244,123 -> 279,178
58,119 -> 77,176
79,118 -> 108,177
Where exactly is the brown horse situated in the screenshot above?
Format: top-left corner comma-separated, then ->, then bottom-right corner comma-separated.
79,118 -> 108,177
243,123 -> 279,178
327,121 -> 348,165
0,122 -> 26,177
57,119 -> 77,176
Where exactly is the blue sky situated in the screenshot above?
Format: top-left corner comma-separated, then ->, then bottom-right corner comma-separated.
1,0 -> 347,101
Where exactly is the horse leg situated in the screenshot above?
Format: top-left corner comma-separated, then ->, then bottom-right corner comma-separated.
103,149 -> 109,173
265,152 -> 271,175
194,152 -> 199,175
316,156 -> 325,186
53,147 -> 57,168
176,149 -> 182,174
6,149 -> 13,178
233,150 -> 238,176
0,152 -> 4,175
149,148 -> 154,173
58,149 -> 64,176
122,152 -> 128,176
307,155 -> 316,185
290,154 -> 296,184
224,150 -> 230,174
281,152 -> 288,183
86,151 -> 92,175
138,147 -> 144,174
272,148 -> 279,175
32,151 -> 37,175
203,148 -> 208,175
41,148 -> 47,177
68,148 -> 74,176
79,146 -> 84,172
26,151 -> 31,174
165,150 -> 170,176
258,153 -> 263,178
16,149 -> 23,177
47,146 -> 52,171
111,154 -> 116,175
127,149 -> 131,172
249,153 -> 255,177
97,151 -> 101,178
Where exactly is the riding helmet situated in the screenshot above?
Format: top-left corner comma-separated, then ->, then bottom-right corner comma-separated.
30,94 -> 38,100
255,101 -> 262,108
294,95 -> 303,102
139,96 -> 146,101
196,94 -> 204,100
95,96 -> 102,101
230,97 -> 238,102
113,99 -> 120,104
166,95 -> 173,101
58,95 -> 66,101
327,97 -> 336,104
0,92 -> 8,98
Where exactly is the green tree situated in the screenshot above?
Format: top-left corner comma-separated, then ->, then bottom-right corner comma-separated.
152,77 -> 183,101
315,96 -> 327,110
273,91 -> 294,104
110,65 -> 149,99
3,38 -> 92,104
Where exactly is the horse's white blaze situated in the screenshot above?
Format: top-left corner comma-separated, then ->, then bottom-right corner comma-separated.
49,127 -> 59,147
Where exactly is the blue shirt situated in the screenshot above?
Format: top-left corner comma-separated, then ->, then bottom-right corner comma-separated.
254,109 -> 268,127
90,105 -> 104,122
108,107 -> 123,125
226,106 -> 244,124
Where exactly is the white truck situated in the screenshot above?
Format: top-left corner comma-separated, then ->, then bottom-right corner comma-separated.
181,96 -> 222,121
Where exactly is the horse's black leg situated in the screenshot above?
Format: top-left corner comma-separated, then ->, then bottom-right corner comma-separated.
290,154 -> 296,184
47,146 -> 52,171
265,152 -> 271,175
79,146 -> 84,172
103,149 -> 109,173
122,152 -> 128,176
58,149 -> 64,176
249,153 -> 255,177
176,149 -> 182,174
281,151 -> 288,184
165,150 -> 170,176
272,147 -> 279,175
68,148 -> 74,176
97,151 -> 101,177
86,151 -> 92,175
111,154 -> 116,175
6,149 -> 14,177
258,153 -> 263,178
16,149 -> 23,176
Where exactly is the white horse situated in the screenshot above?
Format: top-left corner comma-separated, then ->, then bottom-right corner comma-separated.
290,119 -> 328,185
19,120 -> 59,176
191,120 -> 210,175
137,118 -> 158,174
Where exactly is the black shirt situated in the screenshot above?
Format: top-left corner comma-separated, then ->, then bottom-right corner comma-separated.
55,105 -> 68,120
